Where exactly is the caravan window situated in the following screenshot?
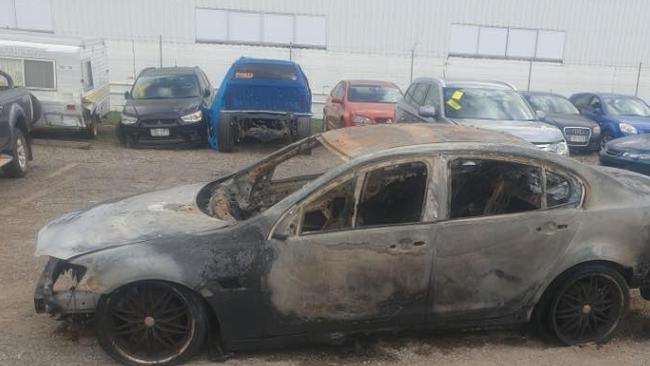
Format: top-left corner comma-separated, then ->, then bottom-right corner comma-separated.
0,58 -> 25,86
82,60 -> 94,91
24,60 -> 55,89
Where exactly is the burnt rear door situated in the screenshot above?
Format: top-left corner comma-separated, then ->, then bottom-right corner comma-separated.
430,157 -> 582,323
266,158 -> 440,335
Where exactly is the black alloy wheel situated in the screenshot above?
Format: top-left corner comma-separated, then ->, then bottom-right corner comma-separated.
550,269 -> 627,345
96,281 -> 208,365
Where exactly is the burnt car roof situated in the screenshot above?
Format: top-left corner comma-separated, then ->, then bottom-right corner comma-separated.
318,124 -> 527,159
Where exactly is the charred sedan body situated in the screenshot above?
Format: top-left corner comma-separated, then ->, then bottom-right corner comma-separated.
116,67 -> 213,147
522,92 -> 601,152
35,124 -> 650,365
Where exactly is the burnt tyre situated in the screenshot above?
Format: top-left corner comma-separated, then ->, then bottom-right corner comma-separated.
217,113 -> 235,153
535,265 -> 628,345
95,281 -> 209,366
3,129 -> 28,178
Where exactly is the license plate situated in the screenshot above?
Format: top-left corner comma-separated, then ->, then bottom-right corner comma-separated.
150,128 -> 170,137
568,135 -> 589,143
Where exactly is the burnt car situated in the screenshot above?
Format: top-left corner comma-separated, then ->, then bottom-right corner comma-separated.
0,70 -> 40,177
116,66 -> 213,147
600,133 -> 650,174
522,92 -> 601,152
35,124 -> 650,365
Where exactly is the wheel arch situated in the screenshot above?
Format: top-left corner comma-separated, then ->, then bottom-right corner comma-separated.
99,278 -> 224,346
532,259 -> 633,311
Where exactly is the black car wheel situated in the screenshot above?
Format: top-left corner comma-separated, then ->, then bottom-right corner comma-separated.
536,265 -> 628,345
95,281 -> 209,366
217,114 -> 235,153
3,129 -> 29,178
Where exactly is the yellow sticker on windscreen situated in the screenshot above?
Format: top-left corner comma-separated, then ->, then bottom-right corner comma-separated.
451,90 -> 464,100
447,99 -> 462,110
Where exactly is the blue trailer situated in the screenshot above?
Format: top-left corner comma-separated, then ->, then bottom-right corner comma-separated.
209,57 -> 312,152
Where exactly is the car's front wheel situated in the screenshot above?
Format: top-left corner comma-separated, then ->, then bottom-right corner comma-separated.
534,264 -> 628,345
95,281 -> 209,366
3,129 -> 29,178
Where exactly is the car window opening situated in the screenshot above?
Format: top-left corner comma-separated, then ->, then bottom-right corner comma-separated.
450,159 -> 542,218
356,162 -> 427,227
302,161 -> 428,233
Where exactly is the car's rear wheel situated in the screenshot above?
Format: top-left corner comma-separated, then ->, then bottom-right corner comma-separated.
95,281 -> 209,366
217,114 -> 234,153
3,129 -> 28,178
534,265 -> 628,345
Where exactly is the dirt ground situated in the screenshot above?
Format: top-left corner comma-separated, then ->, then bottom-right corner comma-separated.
3,128 -> 650,366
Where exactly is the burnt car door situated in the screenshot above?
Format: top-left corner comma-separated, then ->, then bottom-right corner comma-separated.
266,158 -> 441,335
430,156 -> 583,323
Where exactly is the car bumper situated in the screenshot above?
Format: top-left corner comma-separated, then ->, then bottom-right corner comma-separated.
34,258 -> 99,315
599,151 -> 650,174
119,120 -> 206,146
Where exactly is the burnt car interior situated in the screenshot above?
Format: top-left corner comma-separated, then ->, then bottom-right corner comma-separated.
450,159 -> 580,219
302,161 -> 428,233
450,159 -> 543,218
199,137 -> 343,220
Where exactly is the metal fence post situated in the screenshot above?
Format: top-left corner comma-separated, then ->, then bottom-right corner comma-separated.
635,62 -> 642,96
159,35 -> 163,68
409,46 -> 415,83
527,60 -> 533,91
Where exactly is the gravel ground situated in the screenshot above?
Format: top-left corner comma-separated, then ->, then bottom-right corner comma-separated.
2,129 -> 650,366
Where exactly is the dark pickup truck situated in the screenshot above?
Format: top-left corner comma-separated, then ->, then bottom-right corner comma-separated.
0,70 -> 40,177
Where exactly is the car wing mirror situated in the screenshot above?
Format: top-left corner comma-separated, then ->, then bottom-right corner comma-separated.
123,90 -> 131,100
331,97 -> 343,104
203,87 -> 211,98
535,110 -> 547,121
418,105 -> 438,118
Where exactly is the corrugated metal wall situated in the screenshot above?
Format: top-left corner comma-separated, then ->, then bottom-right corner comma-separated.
13,0 -> 650,113
51,0 -> 650,65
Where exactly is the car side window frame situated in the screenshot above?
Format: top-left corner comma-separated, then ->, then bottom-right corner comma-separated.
442,154 -> 586,221
271,156 -> 441,239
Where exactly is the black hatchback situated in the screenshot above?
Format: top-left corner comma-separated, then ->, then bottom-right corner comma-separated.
117,67 -> 213,147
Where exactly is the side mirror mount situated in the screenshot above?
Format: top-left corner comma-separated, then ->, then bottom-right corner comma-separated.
418,105 -> 438,118
123,90 -> 131,100
331,96 -> 343,104
271,210 -> 299,241
535,110 -> 547,121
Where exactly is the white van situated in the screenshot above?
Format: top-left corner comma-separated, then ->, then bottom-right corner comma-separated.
0,31 -> 109,138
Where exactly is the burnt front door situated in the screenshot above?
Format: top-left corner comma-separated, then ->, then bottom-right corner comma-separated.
265,159 -> 439,335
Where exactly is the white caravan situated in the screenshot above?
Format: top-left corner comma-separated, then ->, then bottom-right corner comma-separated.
0,31 -> 109,138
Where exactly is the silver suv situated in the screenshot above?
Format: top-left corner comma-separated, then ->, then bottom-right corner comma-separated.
395,79 -> 569,155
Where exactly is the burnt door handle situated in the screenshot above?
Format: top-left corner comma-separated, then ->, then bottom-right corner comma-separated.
413,240 -> 426,246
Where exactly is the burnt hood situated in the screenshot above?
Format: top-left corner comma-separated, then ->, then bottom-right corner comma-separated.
35,184 -> 232,260
123,97 -> 202,118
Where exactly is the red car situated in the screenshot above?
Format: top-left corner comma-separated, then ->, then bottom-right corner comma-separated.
323,80 -> 402,130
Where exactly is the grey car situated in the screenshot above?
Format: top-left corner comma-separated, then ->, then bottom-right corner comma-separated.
35,124 -> 650,365
395,79 -> 569,155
